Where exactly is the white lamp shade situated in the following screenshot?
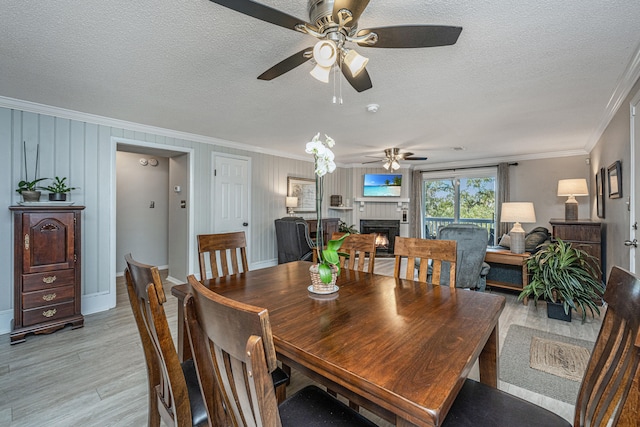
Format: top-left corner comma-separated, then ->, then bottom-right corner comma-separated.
500,202 -> 536,223
312,40 -> 338,67
310,64 -> 331,83
285,196 -> 298,208
343,49 -> 369,77
557,179 -> 588,196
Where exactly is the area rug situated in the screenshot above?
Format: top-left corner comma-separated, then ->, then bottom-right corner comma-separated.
500,325 -> 595,403
529,336 -> 591,381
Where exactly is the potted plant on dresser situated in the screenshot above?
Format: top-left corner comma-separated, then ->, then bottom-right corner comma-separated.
43,176 -> 77,201
518,238 -> 605,322
16,177 -> 48,202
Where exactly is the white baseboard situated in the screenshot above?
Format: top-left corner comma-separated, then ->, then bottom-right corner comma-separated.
82,292 -> 116,315
251,259 -> 278,270
0,309 -> 13,335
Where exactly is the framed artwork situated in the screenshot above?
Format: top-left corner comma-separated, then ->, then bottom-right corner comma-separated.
607,160 -> 622,199
287,176 -> 316,213
596,167 -> 605,218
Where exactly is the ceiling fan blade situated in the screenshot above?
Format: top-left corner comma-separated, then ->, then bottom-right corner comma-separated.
362,159 -> 384,164
257,48 -> 313,80
341,66 -> 373,92
404,156 -> 429,161
357,25 -> 462,48
396,152 -> 414,159
208,0 -> 308,31
332,0 -> 370,23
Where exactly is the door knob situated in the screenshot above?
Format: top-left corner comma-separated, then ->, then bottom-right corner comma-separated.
243,222 -> 249,227
624,239 -> 638,247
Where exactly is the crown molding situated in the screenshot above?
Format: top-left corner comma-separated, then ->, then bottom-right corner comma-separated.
0,96 -> 311,163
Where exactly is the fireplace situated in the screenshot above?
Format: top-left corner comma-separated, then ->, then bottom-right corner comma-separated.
360,219 -> 400,257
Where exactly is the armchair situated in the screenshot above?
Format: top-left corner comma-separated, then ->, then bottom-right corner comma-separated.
437,223 -> 490,291
274,217 -> 315,264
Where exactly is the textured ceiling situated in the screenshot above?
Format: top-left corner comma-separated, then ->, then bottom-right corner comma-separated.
1,0 -> 640,167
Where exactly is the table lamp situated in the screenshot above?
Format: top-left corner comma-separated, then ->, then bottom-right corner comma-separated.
285,196 -> 298,216
557,178 -> 588,220
500,202 -> 536,254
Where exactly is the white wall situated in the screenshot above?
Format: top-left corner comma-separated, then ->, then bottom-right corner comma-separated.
511,155 -> 591,231
115,151 -> 169,272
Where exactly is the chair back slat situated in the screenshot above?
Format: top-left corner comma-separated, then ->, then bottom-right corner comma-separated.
393,237 -> 457,286
124,253 -> 192,425
185,275 -> 281,427
574,266 -> 640,427
198,232 -> 249,280
332,233 -> 376,273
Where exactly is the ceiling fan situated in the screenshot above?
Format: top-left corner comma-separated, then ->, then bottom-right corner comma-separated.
364,148 -> 428,170
207,0 -> 462,92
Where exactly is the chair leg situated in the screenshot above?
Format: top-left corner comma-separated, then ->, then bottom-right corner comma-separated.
282,363 -> 291,385
275,383 -> 287,404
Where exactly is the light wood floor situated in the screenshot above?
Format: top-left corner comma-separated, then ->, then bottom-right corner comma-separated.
0,259 -> 602,426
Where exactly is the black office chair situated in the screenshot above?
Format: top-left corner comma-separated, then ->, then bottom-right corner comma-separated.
274,217 -> 315,264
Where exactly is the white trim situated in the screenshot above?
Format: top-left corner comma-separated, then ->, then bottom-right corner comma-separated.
630,93 -> 640,273
0,96 -> 310,163
111,137 -> 196,304
0,309 -> 13,335
586,40 -> 640,152
82,292 -> 113,316
251,259 -> 278,270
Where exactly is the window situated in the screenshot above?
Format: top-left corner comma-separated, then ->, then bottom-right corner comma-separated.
421,168 -> 497,244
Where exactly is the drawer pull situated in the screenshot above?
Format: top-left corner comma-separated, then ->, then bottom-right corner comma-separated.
42,309 -> 57,318
42,293 -> 57,302
42,276 -> 57,284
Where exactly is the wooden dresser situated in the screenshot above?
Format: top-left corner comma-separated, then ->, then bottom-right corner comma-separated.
10,205 -> 85,344
549,219 -> 604,280
306,218 -> 340,245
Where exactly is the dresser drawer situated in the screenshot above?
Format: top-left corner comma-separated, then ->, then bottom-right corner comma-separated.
22,301 -> 76,327
22,285 -> 75,310
553,225 -> 600,242
22,269 -> 75,292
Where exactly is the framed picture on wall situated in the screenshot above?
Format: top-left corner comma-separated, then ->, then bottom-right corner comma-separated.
596,167 -> 605,218
287,176 -> 316,213
607,160 -> 622,199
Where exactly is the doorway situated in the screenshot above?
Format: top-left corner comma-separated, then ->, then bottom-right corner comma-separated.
112,138 -> 194,307
211,153 -> 251,238
631,96 -> 639,273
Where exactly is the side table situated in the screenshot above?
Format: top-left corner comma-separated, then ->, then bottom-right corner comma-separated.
484,247 -> 530,304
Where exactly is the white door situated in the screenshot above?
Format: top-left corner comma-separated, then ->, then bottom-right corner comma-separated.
213,154 -> 250,236
631,100 -> 639,273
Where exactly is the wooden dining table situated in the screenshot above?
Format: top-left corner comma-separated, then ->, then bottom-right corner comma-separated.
171,261 -> 505,427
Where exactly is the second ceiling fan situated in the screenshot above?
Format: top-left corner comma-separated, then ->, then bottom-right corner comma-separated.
207,0 -> 462,92
365,148 -> 428,170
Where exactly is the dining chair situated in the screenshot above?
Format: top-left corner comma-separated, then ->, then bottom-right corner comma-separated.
196,232 -> 289,402
443,265 -> 640,427
197,232 -> 249,280
333,232 -> 377,273
124,254 -> 208,427
393,236 -> 457,286
183,275 -> 378,427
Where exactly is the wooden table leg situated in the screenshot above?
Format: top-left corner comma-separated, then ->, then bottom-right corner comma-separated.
479,323 -> 499,387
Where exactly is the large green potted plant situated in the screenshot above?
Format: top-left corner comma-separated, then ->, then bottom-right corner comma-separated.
43,176 -> 77,201
518,239 -> 604,322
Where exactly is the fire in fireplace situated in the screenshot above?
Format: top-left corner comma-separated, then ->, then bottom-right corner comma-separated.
360,219 -> 400,256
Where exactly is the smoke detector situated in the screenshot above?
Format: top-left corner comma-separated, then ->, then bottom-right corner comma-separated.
366,103 -> 379,113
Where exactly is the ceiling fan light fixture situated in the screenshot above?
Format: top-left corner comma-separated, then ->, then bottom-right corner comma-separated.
383,160 -> 391,170
343,49 -> 368,77
310,64 -> 331,83
391,160 -> 401,170
313,40 -> 338,67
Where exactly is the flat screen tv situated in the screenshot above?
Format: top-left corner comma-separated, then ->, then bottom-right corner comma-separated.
363,173 -> 402,197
